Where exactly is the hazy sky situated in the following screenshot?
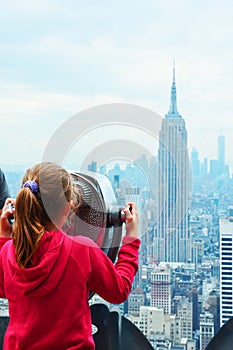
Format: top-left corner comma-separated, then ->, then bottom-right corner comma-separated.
0,0 -> 232,170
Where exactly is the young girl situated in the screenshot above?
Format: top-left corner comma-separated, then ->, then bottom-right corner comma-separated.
0,162 -> 140,350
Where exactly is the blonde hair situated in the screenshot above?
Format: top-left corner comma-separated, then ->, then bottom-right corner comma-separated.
13,162 -> 80,268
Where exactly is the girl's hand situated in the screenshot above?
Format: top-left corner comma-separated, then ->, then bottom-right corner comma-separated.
122,202 -> 138,239
0,198 -> 15,238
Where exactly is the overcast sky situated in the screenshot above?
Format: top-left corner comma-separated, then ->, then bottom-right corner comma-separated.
0,0 -> 232,171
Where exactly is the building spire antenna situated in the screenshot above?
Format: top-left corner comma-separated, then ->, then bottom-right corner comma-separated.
168,59 -> 179,116
173,59 -> 176,83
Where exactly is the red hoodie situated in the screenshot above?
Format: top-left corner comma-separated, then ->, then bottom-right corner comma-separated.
0,230 -> 140,349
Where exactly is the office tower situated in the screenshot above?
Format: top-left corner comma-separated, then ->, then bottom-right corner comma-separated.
190,148 -> 201,193
218,134 -> 225,175
190,148 -> 200,177
87,161 -> 97,172
125,187 -> 142,216
209,159 -> 219,178
125,186 -> 143,288
134,154 -> 149,176
148,156 -> 158,199
112,174 -> 120,199
176,296 -> 193,340
125,186 -> 143,241
192,240 -> 204,269
220,212 -> 233,326
99,164 -> 107,175
206,290 -> 220,334
199,312 -> 214,350
191,286 -> 199,332
150,265 -> 171,314
164,314 -> 181,345
156,65 -> 190,263
200,158 -> 208,178
128,286 -> 145,317
127,306 -> 164,346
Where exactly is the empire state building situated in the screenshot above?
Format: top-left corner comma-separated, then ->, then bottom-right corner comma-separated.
156,66 -> 190,263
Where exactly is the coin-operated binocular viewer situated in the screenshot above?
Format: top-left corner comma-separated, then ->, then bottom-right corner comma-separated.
66,171 -> 153,349
66,171 -> 126,266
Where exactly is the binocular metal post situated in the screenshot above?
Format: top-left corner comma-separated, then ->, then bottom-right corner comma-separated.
90,304 -> 153,350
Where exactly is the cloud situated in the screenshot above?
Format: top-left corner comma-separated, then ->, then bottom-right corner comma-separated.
0,0 -> 232,167
0,83 -> 125,165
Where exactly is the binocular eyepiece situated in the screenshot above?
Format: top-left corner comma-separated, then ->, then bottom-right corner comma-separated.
107,206 -> 126,227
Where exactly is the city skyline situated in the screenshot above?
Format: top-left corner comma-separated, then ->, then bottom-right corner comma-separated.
0,1 -> 232,168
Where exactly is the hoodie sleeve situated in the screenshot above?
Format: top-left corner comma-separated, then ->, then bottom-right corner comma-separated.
0,238 -> 11,298
88,236 -> 140,304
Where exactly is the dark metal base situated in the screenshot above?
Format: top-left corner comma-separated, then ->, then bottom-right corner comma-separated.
91,303 -> 153,350
205,317 -> 233,350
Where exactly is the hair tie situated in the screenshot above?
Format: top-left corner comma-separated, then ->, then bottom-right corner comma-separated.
23,180 -> 39,194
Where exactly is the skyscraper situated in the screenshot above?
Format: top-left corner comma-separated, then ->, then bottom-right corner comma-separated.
150,265 -> 172,314
156,65 -> 190,263
190,148 -> 200,177
220,212 -> 233,326
200,312 -> 214,350
218,134 -> 225,175
176,297 -> 193,340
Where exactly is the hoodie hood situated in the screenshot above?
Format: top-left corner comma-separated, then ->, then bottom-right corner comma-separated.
4,230 -> 72,297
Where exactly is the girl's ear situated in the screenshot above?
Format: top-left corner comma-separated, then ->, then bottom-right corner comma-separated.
56,202 -> 71,229
61,201 -> 71,219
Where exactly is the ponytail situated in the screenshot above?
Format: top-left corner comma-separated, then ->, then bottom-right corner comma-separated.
13,187 -> 45,268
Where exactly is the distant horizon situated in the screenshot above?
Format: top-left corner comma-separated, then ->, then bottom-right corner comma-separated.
0,1 -> 232,167
2,141 -> 233,175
